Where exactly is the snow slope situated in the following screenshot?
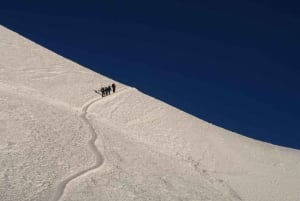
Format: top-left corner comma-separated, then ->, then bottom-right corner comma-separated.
1,25 -> 300,201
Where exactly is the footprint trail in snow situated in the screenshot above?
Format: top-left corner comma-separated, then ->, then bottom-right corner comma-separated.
49,96 -> 104,201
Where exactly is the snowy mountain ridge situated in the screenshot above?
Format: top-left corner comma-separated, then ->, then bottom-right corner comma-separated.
1,25 -> 300,201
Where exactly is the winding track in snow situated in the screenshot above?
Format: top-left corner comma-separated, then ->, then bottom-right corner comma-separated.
49,87 -> 130,201
49,96 -> 105,201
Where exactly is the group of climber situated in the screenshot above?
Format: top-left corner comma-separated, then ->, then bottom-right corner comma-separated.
95,83 -> 116,97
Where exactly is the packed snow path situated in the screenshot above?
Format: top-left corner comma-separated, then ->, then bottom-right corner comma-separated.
49,87 -> 128,201
48,96 -> 104,201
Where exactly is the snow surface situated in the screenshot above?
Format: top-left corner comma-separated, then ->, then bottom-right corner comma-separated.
1,25 -> 300,201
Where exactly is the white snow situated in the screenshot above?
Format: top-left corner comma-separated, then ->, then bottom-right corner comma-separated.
1,25 -> 300,201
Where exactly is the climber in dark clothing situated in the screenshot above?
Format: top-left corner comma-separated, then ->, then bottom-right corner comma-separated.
108,85 -> 111,95
100,87 -> 105,97
103,87 -> 107,96
112,83 -> 116,93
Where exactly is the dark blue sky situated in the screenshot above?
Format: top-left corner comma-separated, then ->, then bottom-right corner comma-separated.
1,1 -> 300,149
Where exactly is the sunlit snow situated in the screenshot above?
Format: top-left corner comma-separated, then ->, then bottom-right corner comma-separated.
1,25 -> 300,201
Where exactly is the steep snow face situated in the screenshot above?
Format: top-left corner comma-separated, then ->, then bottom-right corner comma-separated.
88,87 -> 300,201
1,25 -> 300,201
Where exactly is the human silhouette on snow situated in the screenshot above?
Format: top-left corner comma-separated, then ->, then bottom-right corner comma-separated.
97,84 -> 115,97
108,86 -> 111,95
100,87 -> 105,97
103,87 -> 107,96
112,83 -> 116,93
